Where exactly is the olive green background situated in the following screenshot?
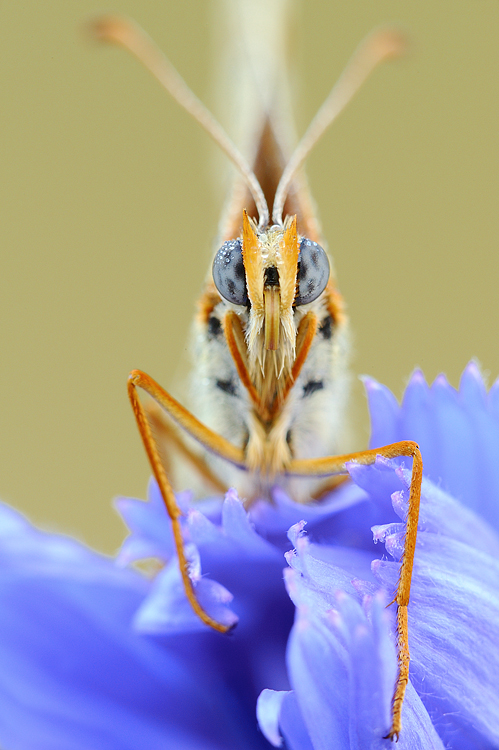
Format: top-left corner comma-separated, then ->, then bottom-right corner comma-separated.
1,1 -> 498,554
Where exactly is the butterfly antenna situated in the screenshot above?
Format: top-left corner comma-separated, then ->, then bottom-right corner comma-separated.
92,16 -> 270,229
272,28 -> 407,226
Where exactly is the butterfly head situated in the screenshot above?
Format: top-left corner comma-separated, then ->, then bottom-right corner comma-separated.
212,211 -> 329,379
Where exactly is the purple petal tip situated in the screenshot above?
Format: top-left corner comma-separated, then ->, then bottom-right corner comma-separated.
223,487 -> 244,509
408,368 -> 427,387
361,375 -> 380,393
287,520 -> 307,546
432,372 -> 450,389
460,360 -> 486,396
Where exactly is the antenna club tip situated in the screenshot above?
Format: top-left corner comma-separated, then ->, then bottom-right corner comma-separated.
88,15 -> 136,47
368,28 -> 409,62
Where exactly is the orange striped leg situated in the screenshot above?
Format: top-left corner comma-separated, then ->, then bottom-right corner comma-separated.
128,370 -> 246,633
288,441 -> 422,741
144,400 -> 227,493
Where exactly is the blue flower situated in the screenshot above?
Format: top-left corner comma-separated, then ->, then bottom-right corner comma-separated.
1,362 -> 499,749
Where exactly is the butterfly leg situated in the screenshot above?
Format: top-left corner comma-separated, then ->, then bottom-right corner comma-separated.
128,369 -> 246,633
288,441 -> 422,741
144,399 -> 227,493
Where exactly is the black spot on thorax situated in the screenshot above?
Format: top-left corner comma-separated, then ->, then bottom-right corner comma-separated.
318,315 -> 333,340
303,380 -> 324,397
207,316 -> 222,339
216,379 -> 237,396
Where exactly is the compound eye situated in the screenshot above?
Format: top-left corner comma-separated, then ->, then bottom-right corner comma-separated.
212,239 -> 248,306
295,238 -> 330,306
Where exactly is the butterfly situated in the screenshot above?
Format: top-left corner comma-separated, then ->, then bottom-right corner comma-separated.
93,12 -> 421,740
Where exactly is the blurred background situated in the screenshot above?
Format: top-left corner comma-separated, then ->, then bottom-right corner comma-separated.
0,0 -> 498,554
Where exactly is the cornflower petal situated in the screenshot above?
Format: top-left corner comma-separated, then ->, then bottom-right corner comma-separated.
117,486 -> 295,695
359,458 -> 499,748
257,689 -> 315,750
278,440 -> 499,749
366,362 -> 499,529
133,546 -> 238,634
279,691 -> 316,750
115,479 -> 188,564
281,553 -> 444,750
285,522 -> 375,603
0,503 -> 263,749
286,594 -> 350,748
249,482 -> 368,537
374,539 -> 499,744
359,375 -> 400,448
394,469 -> 499,556
189,487 -> 278,559
257,689 -> 289,746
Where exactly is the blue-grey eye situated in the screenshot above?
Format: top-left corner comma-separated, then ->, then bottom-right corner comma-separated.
212,239 -> 248,306
294,238 -> 329,306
